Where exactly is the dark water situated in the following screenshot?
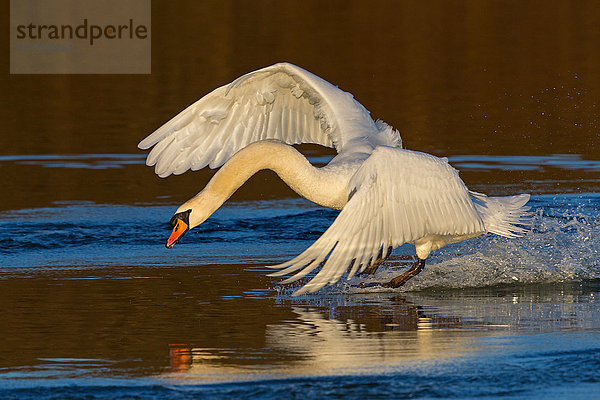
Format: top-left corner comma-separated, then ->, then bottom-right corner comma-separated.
2,1 -> 600,399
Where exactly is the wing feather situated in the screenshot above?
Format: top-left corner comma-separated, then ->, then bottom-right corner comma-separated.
269,147 -> 486,295
138,63 -> 395,177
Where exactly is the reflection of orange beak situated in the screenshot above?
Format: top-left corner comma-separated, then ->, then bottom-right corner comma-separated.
166,219 -> 188,248
169,344 -> 192,372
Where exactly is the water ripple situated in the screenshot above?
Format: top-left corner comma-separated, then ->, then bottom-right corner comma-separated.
0,195 -> 598,289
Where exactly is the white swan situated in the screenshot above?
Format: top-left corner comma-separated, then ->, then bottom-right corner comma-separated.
138,62 -> 530,296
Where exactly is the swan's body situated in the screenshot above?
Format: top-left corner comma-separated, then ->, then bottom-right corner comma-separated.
139,62 -> 530,295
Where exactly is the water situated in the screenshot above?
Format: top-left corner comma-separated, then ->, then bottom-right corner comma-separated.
2,1 -> 600,398
0,166 -> 599,398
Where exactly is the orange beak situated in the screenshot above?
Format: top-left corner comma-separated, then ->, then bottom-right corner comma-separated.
166,219 -> 189,248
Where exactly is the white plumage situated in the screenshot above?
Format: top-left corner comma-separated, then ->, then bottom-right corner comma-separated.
139,62 -> 530,296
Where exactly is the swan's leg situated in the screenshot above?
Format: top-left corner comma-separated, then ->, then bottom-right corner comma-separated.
362,259 -> 384,275
362,246 -> 393,275
382,258 -> 426,288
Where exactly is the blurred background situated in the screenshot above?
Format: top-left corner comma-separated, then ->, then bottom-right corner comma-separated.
1,0 -> 599,211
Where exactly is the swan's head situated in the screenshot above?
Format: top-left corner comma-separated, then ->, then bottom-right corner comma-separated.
166,209 -> 191,248
166,193 -> 218,248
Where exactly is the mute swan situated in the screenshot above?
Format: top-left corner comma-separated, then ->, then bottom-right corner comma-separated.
138,62 -> 530,296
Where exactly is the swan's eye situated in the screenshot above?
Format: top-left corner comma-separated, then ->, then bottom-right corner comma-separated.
170,209 -> 191,227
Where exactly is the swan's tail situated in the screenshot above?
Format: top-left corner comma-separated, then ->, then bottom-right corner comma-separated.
470,192 -> 532,238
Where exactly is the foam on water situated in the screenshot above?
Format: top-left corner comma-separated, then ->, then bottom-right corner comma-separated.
281,194 -> 600,295
398,194 -> 599,289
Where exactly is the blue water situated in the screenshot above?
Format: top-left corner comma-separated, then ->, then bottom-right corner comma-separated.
1,194 -> 598,285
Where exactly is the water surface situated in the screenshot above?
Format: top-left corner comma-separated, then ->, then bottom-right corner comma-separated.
0,188 -> 599,398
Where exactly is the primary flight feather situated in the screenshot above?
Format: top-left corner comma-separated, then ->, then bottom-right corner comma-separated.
138,62 -> 530,296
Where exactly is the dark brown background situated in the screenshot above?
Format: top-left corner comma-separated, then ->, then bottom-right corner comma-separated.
1,0 -> 599,209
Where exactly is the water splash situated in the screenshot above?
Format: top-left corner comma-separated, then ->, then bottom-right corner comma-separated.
349,194 -> 599,292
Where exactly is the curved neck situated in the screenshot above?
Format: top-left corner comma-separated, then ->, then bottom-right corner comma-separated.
182,141 -> 348,226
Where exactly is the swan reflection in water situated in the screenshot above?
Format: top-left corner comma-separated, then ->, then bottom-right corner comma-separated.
164,296 -> 477,380
164,284 -> 597,381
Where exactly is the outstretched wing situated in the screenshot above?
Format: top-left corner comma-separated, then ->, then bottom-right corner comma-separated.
268,147 -> 485,296
138,62 -> 387,177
